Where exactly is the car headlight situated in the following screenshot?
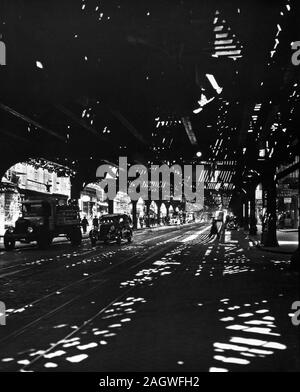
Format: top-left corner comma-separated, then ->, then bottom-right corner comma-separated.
7,227 -> 14,233
27,227 -> 34,233
109,225 -> 115,232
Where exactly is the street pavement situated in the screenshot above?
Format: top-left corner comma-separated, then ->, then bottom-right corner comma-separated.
0,223 -> 299,372
248,225 -> 298,254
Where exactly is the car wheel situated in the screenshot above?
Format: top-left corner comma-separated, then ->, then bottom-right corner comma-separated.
70,228 -> 82,246
4,236 -> 15,251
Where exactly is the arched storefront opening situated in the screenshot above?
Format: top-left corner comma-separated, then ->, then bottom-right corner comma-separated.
147,201 -> 157,227
160,203 -> 167,224
134,197 -> 145,228
80,183 -> 109,222
80,183 -> 133,222
255,183 -> 263,225
114,191 -> 131,215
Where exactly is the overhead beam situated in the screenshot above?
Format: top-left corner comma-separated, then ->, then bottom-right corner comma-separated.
261,105 -> 279,139
237,103 -> 252,148
0,127 -> 30,144
109,109 -> 148,145
0,102 -> 65,142
276,161 -> 300,180
56,104 -> 110,143
231,102 -> 252,190
181,117 -> 198,145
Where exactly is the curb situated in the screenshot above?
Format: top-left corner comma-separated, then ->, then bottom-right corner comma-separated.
255,243 -> 294,255
247,234 -> 296,255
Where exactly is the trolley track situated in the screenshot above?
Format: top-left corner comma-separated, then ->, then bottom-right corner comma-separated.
19,227 -> 213,372
0,224 -> 195,277
0,225 -> 209,353
0,225 -> 202,300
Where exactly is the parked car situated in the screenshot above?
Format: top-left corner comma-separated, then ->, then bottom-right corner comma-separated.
89,213 -> 133,246
169,217 -> 180,225
226,217 -> 238,230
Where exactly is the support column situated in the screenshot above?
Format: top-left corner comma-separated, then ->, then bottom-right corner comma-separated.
156,201 -> 162,225
145,200 -> 151,228
243,197 -> 249,231
0,165 -> 7,183
290,170 -> 300,270
108,199 -> 114,214
131,200 -> 138,230
70,175 -> 84,207
165,203 -> 170,216
261,169 -> 279,247
182,200 -> 187,224
165,202 -> 170,224
232,192 -> 243,227
0,158 -> 19,182
249,185 -> 257,235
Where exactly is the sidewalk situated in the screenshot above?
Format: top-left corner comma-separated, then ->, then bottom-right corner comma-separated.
247,225 -> 298,255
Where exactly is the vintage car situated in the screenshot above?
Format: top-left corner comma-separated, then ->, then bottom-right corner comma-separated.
4,199 -> 82,251
226,217 -> 238,230
89,213 -> 133,246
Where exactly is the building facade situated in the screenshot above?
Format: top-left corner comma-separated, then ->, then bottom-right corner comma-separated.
277,158 -> 299,229
0,162 -> 71,236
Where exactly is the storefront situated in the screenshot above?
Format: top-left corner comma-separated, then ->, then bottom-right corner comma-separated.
0,162 -> 71,236
0,180 -> 20,236
80,184 -> 109,220
277,186 -> 299,229
277,160 -> 299,229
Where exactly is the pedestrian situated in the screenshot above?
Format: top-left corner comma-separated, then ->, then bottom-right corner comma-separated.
225,214 -> 230,228
81,216 -> 88,234
209,218 -> 220,239
139,216 -> 144,229
92,215 -> 99,229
